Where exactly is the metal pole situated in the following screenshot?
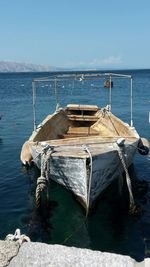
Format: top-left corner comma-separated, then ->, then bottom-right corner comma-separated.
32,81 -> 36,131
130,77 -> 133,127
109,75 -> 112,111
54,78 -> 59,110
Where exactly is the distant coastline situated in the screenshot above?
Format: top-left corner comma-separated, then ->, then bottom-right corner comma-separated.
0,61 -> 149,73
0,61 -> 62,73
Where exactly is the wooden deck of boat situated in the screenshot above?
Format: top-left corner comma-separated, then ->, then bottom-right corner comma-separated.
46,135 -> 137,146
31,136 -> 138,158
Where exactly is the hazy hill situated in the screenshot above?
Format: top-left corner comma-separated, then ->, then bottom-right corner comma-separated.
0,61 -> 61,72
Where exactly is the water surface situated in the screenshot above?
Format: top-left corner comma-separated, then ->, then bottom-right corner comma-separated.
0,70 -> 150,261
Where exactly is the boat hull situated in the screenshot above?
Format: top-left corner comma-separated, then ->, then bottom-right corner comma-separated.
29,138 -> 138,212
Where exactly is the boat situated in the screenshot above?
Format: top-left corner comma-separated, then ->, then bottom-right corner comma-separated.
20,72 -> 148,214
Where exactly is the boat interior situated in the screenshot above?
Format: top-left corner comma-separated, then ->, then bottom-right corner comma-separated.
30,104 -> 138,143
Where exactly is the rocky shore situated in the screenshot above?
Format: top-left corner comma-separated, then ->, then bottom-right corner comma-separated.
0,240 -> 149,267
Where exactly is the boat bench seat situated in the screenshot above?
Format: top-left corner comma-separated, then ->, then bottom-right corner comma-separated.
66,104 -> 99,112
67,114 -> 98,122
66,104 -> 99,122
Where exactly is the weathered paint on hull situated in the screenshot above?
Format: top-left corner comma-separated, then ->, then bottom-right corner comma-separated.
30,140 -> 138,212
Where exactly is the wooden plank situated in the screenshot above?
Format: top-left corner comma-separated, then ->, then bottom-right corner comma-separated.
68,115 -> 98,121
31,135 -> 138,147
64,127 -> 99,138
68,127 -> 99,134
67,104 -> 99,111
63,132 -> 99,138
63,134 -> 86,138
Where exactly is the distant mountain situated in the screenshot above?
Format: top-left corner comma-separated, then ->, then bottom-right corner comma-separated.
0,61 -> 62,72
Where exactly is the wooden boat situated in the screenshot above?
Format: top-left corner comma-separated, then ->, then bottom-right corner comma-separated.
20,73 -> 147,214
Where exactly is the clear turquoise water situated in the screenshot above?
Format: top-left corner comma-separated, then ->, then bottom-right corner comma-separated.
0,70 -> 150,261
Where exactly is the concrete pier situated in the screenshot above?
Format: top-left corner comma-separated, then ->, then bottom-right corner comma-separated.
0,240 -> 149,267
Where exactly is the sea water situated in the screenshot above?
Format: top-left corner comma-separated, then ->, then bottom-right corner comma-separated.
0,69 -> 150,261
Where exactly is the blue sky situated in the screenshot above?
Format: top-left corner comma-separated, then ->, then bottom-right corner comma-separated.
0,0 -> 150,69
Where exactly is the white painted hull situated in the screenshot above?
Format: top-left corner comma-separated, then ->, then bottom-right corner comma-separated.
30,138 -> 138,211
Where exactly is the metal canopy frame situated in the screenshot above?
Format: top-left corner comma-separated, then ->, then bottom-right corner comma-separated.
32,72 -> 133,131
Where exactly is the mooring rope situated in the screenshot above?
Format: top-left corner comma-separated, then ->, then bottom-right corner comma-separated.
5,229 -> 30,245
36,146 -> 54,208
117,140 -> 146,215
117,141 -> 145,215
117,147 -> 134,205
107,111 -> 120,136
116,142 -> 138,214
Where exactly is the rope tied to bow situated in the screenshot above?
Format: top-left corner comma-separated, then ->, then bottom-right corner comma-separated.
116,138 -> 141,215
36,145 -> 54,209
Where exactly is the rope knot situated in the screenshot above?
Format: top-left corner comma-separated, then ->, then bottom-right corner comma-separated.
5,229 -> 30,245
